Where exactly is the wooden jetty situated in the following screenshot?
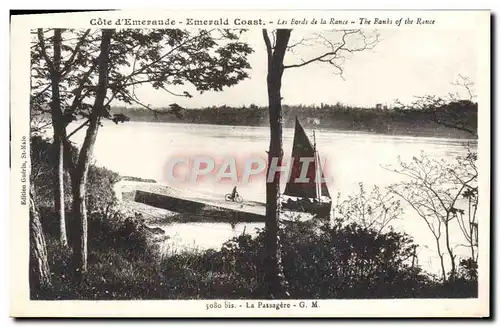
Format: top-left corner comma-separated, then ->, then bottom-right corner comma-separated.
117,181 -> 314,224
134,189 -> 267,223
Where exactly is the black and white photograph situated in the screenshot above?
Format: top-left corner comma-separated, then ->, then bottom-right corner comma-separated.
10,10 -> 490,318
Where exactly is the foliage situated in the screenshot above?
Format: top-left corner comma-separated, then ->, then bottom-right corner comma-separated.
86,165 -> 120,215
393,74 -> 478,137
334,183 -> 402,234
34,218 -> 477,300
387,149 -> 479,281
39,216 -> 156,300
30,135 -> 72,207
29,29 -> 479,301
31,28 -> 255,274
217,221 -> 429,299
457,257 -> 478,282
31,132 -> 477,300
31,136 -> 122,236
30,29 -> 254,131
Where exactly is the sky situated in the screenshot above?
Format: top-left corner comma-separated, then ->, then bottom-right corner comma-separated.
129,28 -> 478,109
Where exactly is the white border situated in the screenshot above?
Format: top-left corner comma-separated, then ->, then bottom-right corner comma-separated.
8,8 -> 492,319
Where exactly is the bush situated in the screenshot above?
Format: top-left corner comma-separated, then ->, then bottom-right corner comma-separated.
88,211 -> 150,259
31,136 -> 121,236
38,216 -> 477,300
201,219 -> 476,299
86,165 -> 120,215
36,210 -> 156,300
30,135 -> 73,208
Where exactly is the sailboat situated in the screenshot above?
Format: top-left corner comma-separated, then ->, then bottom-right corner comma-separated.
281,117 -> 332,219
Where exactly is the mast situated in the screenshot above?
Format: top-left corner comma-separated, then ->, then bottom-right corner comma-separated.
284,117 -> 330,200
313,130 -> 321,202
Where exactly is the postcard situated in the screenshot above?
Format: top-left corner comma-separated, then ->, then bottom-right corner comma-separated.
10,9 -> 490,317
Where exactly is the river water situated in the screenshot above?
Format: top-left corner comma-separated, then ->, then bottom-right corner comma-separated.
67,121 -> 477,274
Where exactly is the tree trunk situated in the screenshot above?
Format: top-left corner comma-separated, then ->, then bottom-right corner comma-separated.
262,29 -> 291,299
434,236 -> 447,282
469,224 -> 476,263
70,29 -> 113,279
444,217 -> 456,280
468,199 -> 477,263
54,134 -> 68,245
70,167 -> 89,278
29,185 -> 52,296
50,29 -> 68,247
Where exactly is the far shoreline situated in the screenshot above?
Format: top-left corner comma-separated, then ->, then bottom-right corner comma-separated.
110,100 -> 478,140
111,118 -> 478,141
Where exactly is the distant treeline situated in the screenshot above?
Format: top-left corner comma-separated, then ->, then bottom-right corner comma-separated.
111,101 -> 478,138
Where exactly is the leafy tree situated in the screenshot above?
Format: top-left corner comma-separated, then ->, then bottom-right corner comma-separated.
455,151 -> 479,263
30,28 -> 253,278
386,150 -> 478,281
260,29 -> 380,298
388,77 -> 478,281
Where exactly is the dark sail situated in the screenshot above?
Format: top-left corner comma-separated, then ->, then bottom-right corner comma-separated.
283,117 -> 330,199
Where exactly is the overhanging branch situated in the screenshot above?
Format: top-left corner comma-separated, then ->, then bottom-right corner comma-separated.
283,30 -> 380,70
61,29 -> 91,76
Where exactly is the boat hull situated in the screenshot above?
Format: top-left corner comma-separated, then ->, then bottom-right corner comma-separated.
282,197 -> 332,219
